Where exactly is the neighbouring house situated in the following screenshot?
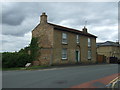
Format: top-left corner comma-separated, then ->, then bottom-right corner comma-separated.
97,41 -> 120,63
31,12 -> 97,66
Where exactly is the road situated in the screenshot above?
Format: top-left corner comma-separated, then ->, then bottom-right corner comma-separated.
2,64 -> 119,88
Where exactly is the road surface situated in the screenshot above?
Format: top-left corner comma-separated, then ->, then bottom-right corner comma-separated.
2,64 -> 119,88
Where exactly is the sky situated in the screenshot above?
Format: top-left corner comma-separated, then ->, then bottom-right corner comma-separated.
1,2 -> 119,52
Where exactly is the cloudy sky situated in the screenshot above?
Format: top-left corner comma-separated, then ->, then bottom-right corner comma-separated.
1,2 -> 119,52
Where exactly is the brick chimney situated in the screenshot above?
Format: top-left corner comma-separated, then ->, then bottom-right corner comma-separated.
82,26 -> 87,33
40,12 -> 47,24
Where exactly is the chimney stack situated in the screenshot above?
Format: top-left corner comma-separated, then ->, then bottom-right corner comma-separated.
40,12 -> 47,24
82,26 -> 87,33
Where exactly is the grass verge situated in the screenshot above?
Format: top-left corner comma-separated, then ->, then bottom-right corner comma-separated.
2,65 -> 49,71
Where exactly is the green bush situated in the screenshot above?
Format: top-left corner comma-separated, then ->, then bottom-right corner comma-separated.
2,37 -> 39,68
29,37 -> 39,61
2,52 -> 31,68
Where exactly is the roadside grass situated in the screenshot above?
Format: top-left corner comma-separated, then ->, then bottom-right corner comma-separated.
2,65 -> 49,71
26,65 -> 49,70
2,67 -> 25,71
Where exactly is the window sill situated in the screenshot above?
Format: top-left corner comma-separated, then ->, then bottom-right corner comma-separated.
61,58 -> 67,60
62,43 -> 68,45
88,46 -> 91,48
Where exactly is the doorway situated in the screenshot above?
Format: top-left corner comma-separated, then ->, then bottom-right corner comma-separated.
76,50 -> 80,62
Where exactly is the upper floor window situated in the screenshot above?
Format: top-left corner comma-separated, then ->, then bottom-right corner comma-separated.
88,38 -> 91,47
88,49 -> 92,60
62,48 -> 67,59
62,33 -> 67,44
76,35 -> 80,43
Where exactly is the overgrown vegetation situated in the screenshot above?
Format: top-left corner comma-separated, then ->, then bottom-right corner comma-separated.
2,65 -> 49,71
2,49 -> 31,68
29,37 -> 39,61
2,37 -> 39,68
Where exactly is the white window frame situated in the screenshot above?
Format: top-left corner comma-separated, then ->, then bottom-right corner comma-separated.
62,48 -> 67,59
88,38 -> 91,47
76,35 -> 80,44
88,50 -> 92,60
62,33 -> 67,44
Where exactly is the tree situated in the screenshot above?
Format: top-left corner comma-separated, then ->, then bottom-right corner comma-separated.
2,37 -> 39,68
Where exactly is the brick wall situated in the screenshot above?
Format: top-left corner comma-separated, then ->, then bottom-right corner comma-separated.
32,23 -> 54,66
53,29 -> 97,65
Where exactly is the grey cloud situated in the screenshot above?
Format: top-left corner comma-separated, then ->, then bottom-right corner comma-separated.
47,2 -> 117,27
2,19 -> 37,37
2,2 -> 40,26
1,33 -> 31,52
2,2 -> 117,26
2,3 -> 26,26
2,10 -> 25,26
2,2 -> 118,30
90,27 -> 118,42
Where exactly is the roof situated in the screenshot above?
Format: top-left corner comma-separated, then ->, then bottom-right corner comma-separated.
48,23 -> 97,38
97,41 -> 120,47
33,22 -> 97,38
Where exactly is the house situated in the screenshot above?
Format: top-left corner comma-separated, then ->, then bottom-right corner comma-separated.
31,12 -> 97,66
97,41 -> 120,63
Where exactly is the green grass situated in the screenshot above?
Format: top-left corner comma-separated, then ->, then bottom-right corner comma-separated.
2,65 -> 49,71
2,67 -> 26,71
26,65 -> 49,70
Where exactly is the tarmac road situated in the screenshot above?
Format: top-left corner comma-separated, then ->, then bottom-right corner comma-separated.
2,64 -> 119,88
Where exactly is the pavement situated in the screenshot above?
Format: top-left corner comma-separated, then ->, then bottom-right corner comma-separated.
2,64 -> 119,88
71,73 -> 119,88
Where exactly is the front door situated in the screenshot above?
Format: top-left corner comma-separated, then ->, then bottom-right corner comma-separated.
76,50 -> 80,62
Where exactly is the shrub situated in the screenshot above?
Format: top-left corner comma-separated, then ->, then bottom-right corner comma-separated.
2,51 -> 31,68
2,37 -> 39,68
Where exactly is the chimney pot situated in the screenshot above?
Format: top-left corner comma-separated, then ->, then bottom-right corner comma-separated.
82,26 -> 87,33
40,12 -> 47,24
42,12 -> 46,15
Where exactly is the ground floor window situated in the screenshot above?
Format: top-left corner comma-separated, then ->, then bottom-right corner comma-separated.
88,50 -> 92,60
62,48 -> 67,59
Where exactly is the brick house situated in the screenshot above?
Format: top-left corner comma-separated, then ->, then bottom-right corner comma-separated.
32,12 -> 97,66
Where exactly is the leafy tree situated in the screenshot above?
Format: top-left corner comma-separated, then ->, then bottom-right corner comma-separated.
2,50 -> 31,68
2,52 -> 18,68
2,37 -> 39,68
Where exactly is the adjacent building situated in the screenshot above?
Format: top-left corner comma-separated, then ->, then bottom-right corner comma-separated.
32,12 -> 97,66
97,41 -> 120,60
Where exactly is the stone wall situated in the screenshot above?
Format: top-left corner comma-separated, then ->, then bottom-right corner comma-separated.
97,46 -> 120,59
32,23 -> 54,66
53,29 -> 97,65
